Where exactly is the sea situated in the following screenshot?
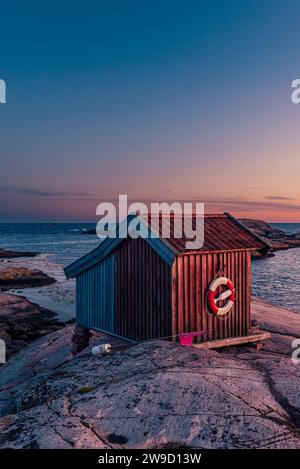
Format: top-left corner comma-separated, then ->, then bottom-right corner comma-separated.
0,222 -> 299,319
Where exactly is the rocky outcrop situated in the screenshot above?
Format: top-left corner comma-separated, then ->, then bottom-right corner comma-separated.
0,249 -> 39,259
0,298 -> 300,449
239,218 -> 300,252
0,268 -> 56,291
0,294 -> 63,358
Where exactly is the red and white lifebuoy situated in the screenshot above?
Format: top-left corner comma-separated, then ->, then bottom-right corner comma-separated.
207,277 -> 235,316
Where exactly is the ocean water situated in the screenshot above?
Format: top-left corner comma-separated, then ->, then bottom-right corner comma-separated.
0,223 -> 100,266
0,222 -> 299,315
251,223 -> 300,313
0,223 -> 100,321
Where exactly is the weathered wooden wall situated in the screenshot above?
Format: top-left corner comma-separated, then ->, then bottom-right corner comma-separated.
76,239 -> 251,343
115,237 -> 172,341
76,252 -> 115,333
171,251 -> 251,341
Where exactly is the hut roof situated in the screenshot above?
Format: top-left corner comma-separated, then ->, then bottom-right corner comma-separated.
64,213 -> 270,278
145,212 -> 269,253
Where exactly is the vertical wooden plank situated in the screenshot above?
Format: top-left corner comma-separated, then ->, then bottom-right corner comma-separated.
201,254 -> 207,342
212,253 -> 219,340
161,256 -> 165,337
115,251 -> 118,334
177,256 -> 184,334
229,252 -> 234,337
218,252 -> 224,340
150,243 -> 154,339
241,251 -> 245,336
134,239 -> 138,339
76,274 -> 80,325
195,254 -> 201,342
171,259 -> 178,340
184,255 -> 190,332
234,251 -> 238,337
147,242 -> 151,339
233,252 -> 237,336
91,266 -> 95,329
159,257 -> 163,338
226,252 -> 230,337
127,239 -> 131,339
247,251 -> 251,335
207,254 -> 213,341
141,239 -> 146,340
87,270 -> 90,328
223,252 -> 228,340
189,255 -> 196,333
167,259 -> 172,337
110,255 -> 114,333
154,243 -> 158,339
117,245 -> 121,335
238,251 -> 243,336
139,238 -> 144,340
234,252 -> 239,336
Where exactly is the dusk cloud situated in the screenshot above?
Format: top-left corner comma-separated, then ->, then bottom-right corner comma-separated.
183,195 -> 300,213
265,196 -> 295,201
0,186 -> 94,198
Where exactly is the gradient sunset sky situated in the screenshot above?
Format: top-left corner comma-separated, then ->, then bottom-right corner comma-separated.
1,0 -> 300,222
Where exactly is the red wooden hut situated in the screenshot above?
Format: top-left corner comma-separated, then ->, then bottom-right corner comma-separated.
65,213 -> 270,348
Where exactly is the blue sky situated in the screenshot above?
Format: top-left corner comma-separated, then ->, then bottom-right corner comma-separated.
1,1 -> 300,221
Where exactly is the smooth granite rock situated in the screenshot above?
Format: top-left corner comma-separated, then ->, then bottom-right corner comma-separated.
0,298 -> 300,449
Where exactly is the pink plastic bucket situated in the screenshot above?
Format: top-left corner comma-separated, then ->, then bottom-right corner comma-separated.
179,334 -> 193,346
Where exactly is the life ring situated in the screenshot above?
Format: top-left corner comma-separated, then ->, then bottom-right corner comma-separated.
207,277 -> 235,316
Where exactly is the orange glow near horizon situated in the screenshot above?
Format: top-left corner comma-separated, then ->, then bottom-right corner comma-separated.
1,193 -> 298,223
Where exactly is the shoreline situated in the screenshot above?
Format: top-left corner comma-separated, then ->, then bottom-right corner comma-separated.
0,251 -> 75,323
0,248 -> 75,360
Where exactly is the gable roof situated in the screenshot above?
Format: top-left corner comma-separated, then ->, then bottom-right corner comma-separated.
64,212 -> 270,278
145,212 -> 270,253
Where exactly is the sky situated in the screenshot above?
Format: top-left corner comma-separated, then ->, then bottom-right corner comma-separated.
0,0 -> 300,222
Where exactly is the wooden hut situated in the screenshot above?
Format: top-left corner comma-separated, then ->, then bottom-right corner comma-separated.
64,213 -> 271,348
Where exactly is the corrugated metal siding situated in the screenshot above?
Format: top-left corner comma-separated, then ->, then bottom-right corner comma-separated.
76,252 -> 115,332
172,251 -> 251,341
115,236 -> 172,341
